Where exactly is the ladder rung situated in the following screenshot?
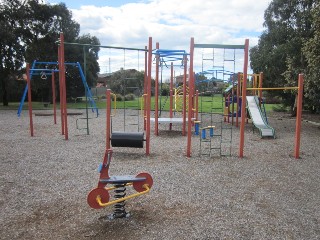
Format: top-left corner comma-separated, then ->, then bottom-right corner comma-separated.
200,153 -> 211,156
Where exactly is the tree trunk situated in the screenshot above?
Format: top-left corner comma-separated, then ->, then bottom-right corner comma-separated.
290,95 -> 297,117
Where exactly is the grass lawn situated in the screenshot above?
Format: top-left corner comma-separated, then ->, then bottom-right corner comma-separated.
0,95 -> 282,113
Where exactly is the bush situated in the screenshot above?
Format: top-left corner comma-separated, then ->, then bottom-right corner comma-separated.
272,104 -> 288,112
264,96 -> 282,104
124,93 -> 135,101
116,94 -> 124,101
160,84 -> 170,96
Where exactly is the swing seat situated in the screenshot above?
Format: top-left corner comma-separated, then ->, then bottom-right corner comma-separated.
111,131 -> 144,148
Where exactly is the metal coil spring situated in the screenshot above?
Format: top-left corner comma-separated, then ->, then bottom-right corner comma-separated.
113,184 -> 128,218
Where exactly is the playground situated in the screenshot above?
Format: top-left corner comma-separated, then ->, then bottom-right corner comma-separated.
1,108 -> 319,239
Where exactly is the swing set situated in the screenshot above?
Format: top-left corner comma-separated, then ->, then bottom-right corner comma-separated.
87,38 -> 154,218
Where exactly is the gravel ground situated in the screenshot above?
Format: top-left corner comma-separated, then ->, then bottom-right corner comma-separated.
0,109 -> 319,240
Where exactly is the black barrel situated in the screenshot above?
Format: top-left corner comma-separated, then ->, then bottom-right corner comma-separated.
111,132 -> 144,148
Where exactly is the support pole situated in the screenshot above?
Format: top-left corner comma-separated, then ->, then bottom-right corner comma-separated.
236,73 -> 240,127
182,55 -> 187,136
155,42 -> 159,135
187,37 -> 194,157
26,63 -> 34,137
195,90 -> 199,122
239,39 -> 249,158
83,45 -> 89,135
259,72 -> 263,107
51,70 -> 57,124
143,46 -> 148,131
106,89 -> 111,150
294,74 -> 304,159
58,40 -> 64,135
169,62 -> 173,130
60,32 -> 68,140
146,37 -> 152,155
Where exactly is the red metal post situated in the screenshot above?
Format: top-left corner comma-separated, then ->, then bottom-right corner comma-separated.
294,74 -> 304,159
236,72 -> 240,127
60,32 -> 68,140
97,149 -> 112,187
187,38 -> 194,157
259,72 -> 263,107
239,39 -> 249,158
146,37 -> 152,155
182,55 -> 187,136
169,62 -> 173,130
58,41 -> 64,135
26,63 -> 34,137
144,46 -> 148,131
51,70 -> 57,124
106,89 -> 111,150
155,42 -> 159,135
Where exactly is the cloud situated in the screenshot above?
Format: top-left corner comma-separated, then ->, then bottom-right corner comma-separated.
69,0 -> 270,73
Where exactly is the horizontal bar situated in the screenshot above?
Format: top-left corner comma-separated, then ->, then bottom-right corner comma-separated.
31,73 -> 53,76
194,43 -> 245,49
33,61 -> 79,66
246,87 -> 299,90
63,41 -> 147,52
35,61 -> 59,65
156,52 -> 188,57
155,49 -> 187,53
29,69 -> 59,72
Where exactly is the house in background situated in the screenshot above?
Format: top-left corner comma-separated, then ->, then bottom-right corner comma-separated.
96,73 -> 112,87
175,74 -> 189,85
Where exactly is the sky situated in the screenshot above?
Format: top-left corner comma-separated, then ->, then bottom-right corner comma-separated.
45,0 -> 271,79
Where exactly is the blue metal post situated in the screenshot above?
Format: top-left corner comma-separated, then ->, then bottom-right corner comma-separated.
17,60 -> 37,117
77,62 -> 99,117
201,129 -> 206,139
210,127 -> 214,137
194,122 -> 200,135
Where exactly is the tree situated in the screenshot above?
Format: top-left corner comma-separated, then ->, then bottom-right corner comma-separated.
0,0 -> 32,106
0,0 -> 100,105
250,0 -> 316,112
106,69 -> 145,96
302,2 -> 320,112
64,34 -> 100,99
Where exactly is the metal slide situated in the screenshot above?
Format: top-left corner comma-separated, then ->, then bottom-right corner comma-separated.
246,96 -> 275,138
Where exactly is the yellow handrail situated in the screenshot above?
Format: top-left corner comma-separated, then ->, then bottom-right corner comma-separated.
96,184 -> 150,207
140,94 -> 147,117
110,93 -> 117,117
246,87 -> 298,90
200,126 -> 215,130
